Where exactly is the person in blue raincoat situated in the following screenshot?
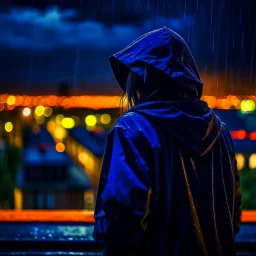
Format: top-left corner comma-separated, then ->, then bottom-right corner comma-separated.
93,26 -> 242,256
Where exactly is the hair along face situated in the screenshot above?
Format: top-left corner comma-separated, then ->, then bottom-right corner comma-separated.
120,64 -> 199,112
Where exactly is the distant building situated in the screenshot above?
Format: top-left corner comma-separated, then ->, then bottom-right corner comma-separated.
15,127 -> 93,210
65,127 -> 107,188
215,110 -> 256,170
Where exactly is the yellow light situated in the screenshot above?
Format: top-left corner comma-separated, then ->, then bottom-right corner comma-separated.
35,106 -> 45,116
85,115 -> 97,126
241,100 -> 256,112
100,114 -> 111,124
236,153 -> 245,170
7,95 -> 16,105
56,142 -> 65,152
23,107 -> 31,117
56,114 -> 64,124
78,152 -> 89,165
46,121 -> 56,133
14,188 -> 23,210
249,153 -> 256,169
62,117 -> 75,129
5,122 -> 13,132
44,107 -> 53,117
55,127 -> 67,139
35,116 -> 45,125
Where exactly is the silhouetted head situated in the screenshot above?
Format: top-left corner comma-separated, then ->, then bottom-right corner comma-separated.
109,26 -> 203,109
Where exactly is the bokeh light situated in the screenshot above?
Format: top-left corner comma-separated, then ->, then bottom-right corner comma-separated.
35,106 -> 45,117
23,107 -> 31,117
56,142 -> 65,152
236,153 -> 245,170
85,115 -> 97,126
56,114 -> 64,124
62,118 -> 75,129
78,152 -> 89,165
241,100 -> 256,112
230,130 -> 247,140
249,154 -> 256,169
46,121 -> 56,133
100,114 -> 111,124
5,122 -> 13,132
44,107 -> 53,117
55,127 -> 67,139
7,95 -> 16,105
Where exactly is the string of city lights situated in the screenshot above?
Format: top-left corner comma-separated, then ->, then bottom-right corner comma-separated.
0,94 -> 256,111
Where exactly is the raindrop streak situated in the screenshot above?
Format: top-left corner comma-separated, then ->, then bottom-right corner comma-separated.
197,0 -> 199,10
241,30 -> 244,58
250,25 -> 256,84
184,0 -> 187,19
233,30 -> 235,49
73,47 -> 81,86
112,0 -> 115,14
212,29 -> 215,54
217,5 -> 221,36
80,0 -> 83,8
210,0 -> 213,29
28,50 -> 34,88
225,46 -> 228,77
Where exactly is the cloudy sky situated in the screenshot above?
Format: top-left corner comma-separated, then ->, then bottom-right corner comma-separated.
0,0 -> 255,95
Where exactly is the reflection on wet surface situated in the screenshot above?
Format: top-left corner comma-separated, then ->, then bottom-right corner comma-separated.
0,223 -> 95,241
0,223 -> 255,255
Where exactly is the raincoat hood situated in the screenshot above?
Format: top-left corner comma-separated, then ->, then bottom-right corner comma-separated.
109,26 -> 203,99
129,100 -> 222,156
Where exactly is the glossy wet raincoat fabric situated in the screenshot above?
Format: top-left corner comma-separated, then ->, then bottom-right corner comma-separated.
93,27 -> 242,256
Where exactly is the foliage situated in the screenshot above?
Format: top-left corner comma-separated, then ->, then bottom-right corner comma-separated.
240,169 -> 256,209
0,142 -> 21,209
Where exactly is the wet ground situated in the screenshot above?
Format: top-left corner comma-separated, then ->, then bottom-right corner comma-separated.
0,222 -> 255,255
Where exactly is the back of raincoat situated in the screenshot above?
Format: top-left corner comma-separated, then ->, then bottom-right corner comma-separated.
93,27 -> 242,256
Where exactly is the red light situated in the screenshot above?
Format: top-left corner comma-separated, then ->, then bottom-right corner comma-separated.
230,130 -> 247,140
249,132 -> 256,140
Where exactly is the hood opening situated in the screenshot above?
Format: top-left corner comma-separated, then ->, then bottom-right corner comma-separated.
109,26 -> 203,100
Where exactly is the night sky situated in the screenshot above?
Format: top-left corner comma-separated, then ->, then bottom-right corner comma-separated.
0,0 -> 255,95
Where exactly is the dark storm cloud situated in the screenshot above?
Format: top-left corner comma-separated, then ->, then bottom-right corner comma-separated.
0,6 -> 193,51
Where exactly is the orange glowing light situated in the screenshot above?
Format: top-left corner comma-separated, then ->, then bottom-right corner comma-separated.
49,95 -> 57,106
249,132 -> 256,140
2,94 -> 256,110
0,210 -> 252,223
56,142 -> 65,152
0,102 -> 4,111
230,130 -> 247,140
0,94 -> 8,103
15,96 -> 24,106
7,104 -> 15,110
23,96 -> 31,106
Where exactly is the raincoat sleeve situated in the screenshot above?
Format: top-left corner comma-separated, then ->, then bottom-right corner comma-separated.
233,157 -> 242,235
223,123 -> 242,235
93,126 -> 151,249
